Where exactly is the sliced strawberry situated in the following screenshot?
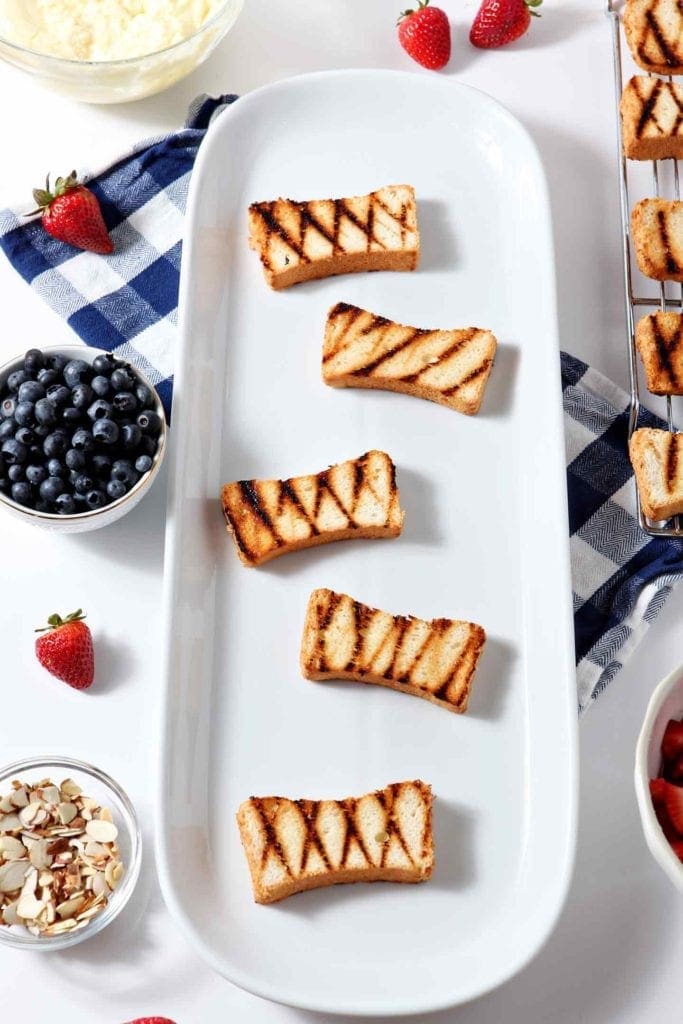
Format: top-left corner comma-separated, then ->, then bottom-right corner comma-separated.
661,718 -> 683,763
663,752 -> 683,785
663,780 -> 683,835
650,777 -> 668,807
670,839 -> 683,862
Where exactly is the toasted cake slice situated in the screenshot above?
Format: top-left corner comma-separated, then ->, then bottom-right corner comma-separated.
322,303 -> 497,416
631,200 -> 683,282
221,450 -> 404,567
624,0 -> 683,74
629,427 -> 683,519
301,588 -> 486,714
621,77 -> 683,160
236,780 -> 434,904
248,185 -> 419,290
635,312 -> 683,394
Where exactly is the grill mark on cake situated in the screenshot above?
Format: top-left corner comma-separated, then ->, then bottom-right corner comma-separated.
252,202 -> 308,263
354,328 -> 426,377
299,205 -> 337,251
657,208 -> 682,274
294,800 -> 331,873
394,626 -> 435,684
251,798 -> 292,875
651,315 -> 682,386
637,78 -> 665,136
383,617 -> 411,679
433,626 -> 483,701
376,787 -> 412,868
316,591 -> 342,671
441,359 -> 493,396
279,479 -> 319,536
239,480 -> 278,537
340,800 -> 371,867
643,9 -> 679,67
665,433 -> 679,491
323,304 -> 366,362
345,598 -> 376,671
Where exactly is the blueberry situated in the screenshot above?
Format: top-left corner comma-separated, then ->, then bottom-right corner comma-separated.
86,489 -> 106,509
46,384 -> 71,407
2,439 -> 27,464
37,368 -> 58,388
71,428 -> 94,453
39,477 -> 66,502
92,353 -> 118,376
134,454 -> 153,474
112,391 -> 137,416
138,435 -> 157,458
18,380 -> 44,405
6,369 -> 28,393
73,473 -> 94,495
65,449 -> 86,471
55,493 -> 76,515
23,349 -> 44,374
14,427 -> 35,446
110,367 -> 134,391
1,397 -> 16,420
87,399 -> 112,421
92,454 -> 112,477
137,410 -> 162,436
0,478 -> 9,495
120,423 -> 141,449
71,383 -> 94,410
63,359 -> 91,388
111,459 -> 138,489
135,384 -> 154,409
107,478 -> 127,500
92,418 -> 119,445
33,424 -> 49,439
14,402 -> 35,427
46,353 -> 67,373
43,431 -> 69,458
8,465 -> 24,483
91,375 -> 110,398
47,458 -> 65,478
11,481 -> 32,506
26,464 -> 47,486
34,397 -> 56,426
62,407 -> 81,425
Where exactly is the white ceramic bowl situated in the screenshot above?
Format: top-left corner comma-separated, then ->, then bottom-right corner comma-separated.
635,662 -> 683,891
0,755 -> 141,950
0,345 -> 166,534
0,0 -> 244,103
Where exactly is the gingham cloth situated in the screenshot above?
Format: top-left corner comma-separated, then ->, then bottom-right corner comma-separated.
0,96 -> 681,712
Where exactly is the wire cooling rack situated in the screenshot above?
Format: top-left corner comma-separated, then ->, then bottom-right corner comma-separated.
607,0 -> 682,536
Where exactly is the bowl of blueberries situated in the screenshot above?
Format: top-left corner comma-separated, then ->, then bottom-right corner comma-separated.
0,345 -> 166,532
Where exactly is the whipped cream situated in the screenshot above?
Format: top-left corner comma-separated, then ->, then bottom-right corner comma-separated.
0,0 -> 225,61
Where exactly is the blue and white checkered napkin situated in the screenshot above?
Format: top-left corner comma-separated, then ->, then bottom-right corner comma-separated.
1,95 -> 681,712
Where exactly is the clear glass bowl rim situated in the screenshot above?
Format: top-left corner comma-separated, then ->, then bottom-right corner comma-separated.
0,754 -> 142,950
0,0 -> 237,68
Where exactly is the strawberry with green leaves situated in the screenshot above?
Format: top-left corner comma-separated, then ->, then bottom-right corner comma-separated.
29,171 -> 113,254
397,0 -> 451,70
35,609 -> 94,690
470,0 -> 542,49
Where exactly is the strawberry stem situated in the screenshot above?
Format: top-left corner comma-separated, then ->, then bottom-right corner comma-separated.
29,170 -> 80,215
525,0 -> 542,12
397,0 -> 429,25
35,609 -> 86,633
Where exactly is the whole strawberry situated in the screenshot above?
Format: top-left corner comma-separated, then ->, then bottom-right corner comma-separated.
470,0 -> 542,49
35,609 -> 94,690
397,0 -> 451,70
29,171 -> 113,254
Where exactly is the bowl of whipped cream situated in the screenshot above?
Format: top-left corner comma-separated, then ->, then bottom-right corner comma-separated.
0,0 -> 245,103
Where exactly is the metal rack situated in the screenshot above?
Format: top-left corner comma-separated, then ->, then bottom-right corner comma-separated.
607,0 -> 682,537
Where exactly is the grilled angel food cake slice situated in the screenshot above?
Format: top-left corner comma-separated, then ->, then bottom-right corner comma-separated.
322,302 -> 497,415
635,312 -> 683,394
236,780 -> 434,904
301,588 -> 486,714
621,77 -> 683,160
221,450 -> 404,567
629,428 -> 683,520
631,199 -> 683,282
248,185 -> 419,289
624,0 -> 683,73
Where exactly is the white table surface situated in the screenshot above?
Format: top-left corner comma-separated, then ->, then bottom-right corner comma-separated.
1,1 -> 682,1021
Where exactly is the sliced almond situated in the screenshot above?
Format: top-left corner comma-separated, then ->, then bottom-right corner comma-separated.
84,820 -> 118,844
40,786 -> 60,806
98,807 -> 113,823
29,840 -> 52,871
0,836 -> 27,860
1,900 -> 20,925
16,895 -> 44,920
0,814 -> 22,833
18,804 -> 40,827
0,860 -> 29,893
56,896 -> 84,919
57,802 -> 77,825
59,779 -> 81,799
9,787 -> 28,809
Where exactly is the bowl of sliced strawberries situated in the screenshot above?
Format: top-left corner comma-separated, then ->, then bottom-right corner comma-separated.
635,664 -> 683,890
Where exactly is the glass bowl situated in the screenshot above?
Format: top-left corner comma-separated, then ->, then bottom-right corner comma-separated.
0,0 -> 244,103
0,755 -> 141,950
0,344 -> 166,534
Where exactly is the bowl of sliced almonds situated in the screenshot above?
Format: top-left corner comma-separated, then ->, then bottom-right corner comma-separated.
0,756 -> 140,949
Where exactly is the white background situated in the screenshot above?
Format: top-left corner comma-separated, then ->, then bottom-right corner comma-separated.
0,1 -> 681,1021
